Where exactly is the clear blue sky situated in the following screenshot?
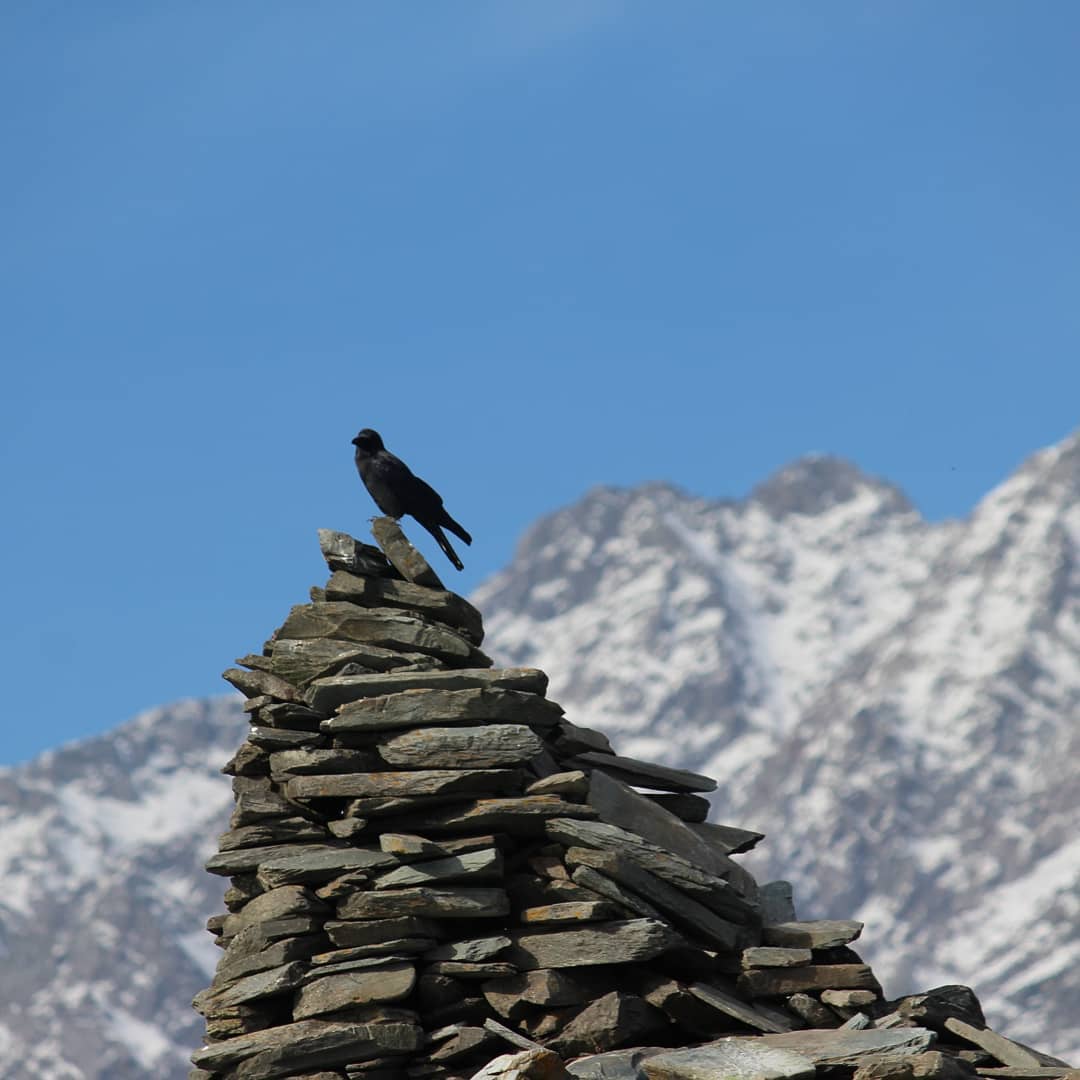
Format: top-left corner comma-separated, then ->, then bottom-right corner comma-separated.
1,3 -> 1077,765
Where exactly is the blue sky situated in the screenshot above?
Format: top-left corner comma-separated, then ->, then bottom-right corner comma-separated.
1,3 -> 1077,765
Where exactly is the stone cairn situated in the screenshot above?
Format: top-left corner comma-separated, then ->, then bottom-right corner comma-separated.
191,521 -> 1076,1080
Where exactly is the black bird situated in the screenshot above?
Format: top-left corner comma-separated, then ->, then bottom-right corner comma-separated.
351,428 -> 472,571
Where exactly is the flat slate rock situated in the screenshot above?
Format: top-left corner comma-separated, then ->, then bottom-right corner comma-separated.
192,1018 -> 415,1071
374,848 -> 503,889
547,818 -> 754,923
309,667 -> 545,713
642,1041 -> 816,1080
569,1048 -> 668,1080
325,687 -> 563,733
564,847 -> 747,951
248,726 -> 324,750
943,1020 -> 1047,1069
220,886 -> 328,940
194,961 -> 308,1012
257,846 -> 398,888
551,991 -> 668,1059
763,920 -> 864,949
271,637 -> 415,687
571,751 -> 717,793
206,843 -> 349,877
391,796 -> 597,835
742,947 -> 813,968
286,769 -> 523,800
324,570 -> 484,642
426,935 -> 511,962
757,1028 -> 936,1066
377,724 -> 545,769
586,770 -> 738,883
507,918 -> 682,970
690,822 -> 766,855
269,747 -> 378,778
519,900 -> 620,924
294,963 -> 417,1018
276,602 -> 480,665
739,963 -> 879,997
687,982 -> 796,1034
338,886 -> 510,920
324,916 -> 441,946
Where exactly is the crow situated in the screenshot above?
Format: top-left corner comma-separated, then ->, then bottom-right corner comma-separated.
351,428 -> 472,571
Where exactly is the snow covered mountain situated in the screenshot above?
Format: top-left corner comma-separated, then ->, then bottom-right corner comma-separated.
474,432 -> 1080,1059
0,699 -> 244,1079
0,431 -> 1077,1077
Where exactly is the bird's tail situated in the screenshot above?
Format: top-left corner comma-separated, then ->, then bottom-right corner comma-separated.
442,512 -> 472,546
431,524 -> 465,572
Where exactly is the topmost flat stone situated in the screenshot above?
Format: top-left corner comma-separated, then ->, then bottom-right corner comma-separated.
372,516 -> 444,588
318,529 -> 400,579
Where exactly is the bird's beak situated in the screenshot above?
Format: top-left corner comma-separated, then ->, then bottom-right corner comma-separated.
351,437 -> 360,446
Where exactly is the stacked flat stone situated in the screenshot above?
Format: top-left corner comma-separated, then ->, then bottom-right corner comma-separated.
191,522 -> 1076,1080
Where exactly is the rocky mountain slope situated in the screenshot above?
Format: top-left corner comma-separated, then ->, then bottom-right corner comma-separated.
0,431 -> 1077,1077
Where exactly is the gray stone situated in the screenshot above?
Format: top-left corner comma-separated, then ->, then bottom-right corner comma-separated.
324,570 -> 484,642
471,1047 -> 570,1080
429,1024 -> 500,1063
218,818 -> 328,851
742,947 -> 813,968
371,515 -> 444,587
643,1041 -> 816,1080
760,881 -> 798,925
563,845 -> 750,948
271,637 -> 415,687
378,724 -> 545,769
392,796 -> 597,835
586,771 -> 741,883
294,963 -> 417,1017
248,726 -> 324,750
546,818 -> 756,924
787,991 -> 838,1027
551,991 -> 667,1058
642,793 -> 711,822
426,935 -> 511,962
519,900 -> 620,924
324,916 -> 441,947
428,961 -> 517,978
257,847 -> 397,889
206,842 -> 347,877
506,918 -> 682,970
220,886 -> 328,939
896,986 -> 986,1031
223,667 -> 302,703
216,934 -> 324,985
318,529 -> 398,577
942,1020 -> 1046,1068
763,919 -> 864,949
568,1049 -> 667,1080
312,940 -> 433,963
194,961 -> 308,1012
276,602 -> 481,665
757,1028 -> 937,1066
569,865 -> 665,921
739,964 -> 879,997
553,720 -> 613,755
286,769 -> 523,800
572,751 -> 716,793
309,667 -> 546,713
338,887 -> 510,920
483,970 -> 596,1017
191,1017 -> 415,1071
689,822 -> 765,855
325,687 -> 563,733
269,747 -> 378,779
687,982 -> 797,1033
822,988 -> 878,1008
374,848 -> 503,889
526,771 -> 590,798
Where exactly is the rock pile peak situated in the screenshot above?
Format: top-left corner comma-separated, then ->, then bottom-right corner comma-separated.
191,519 -> 1074,1080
